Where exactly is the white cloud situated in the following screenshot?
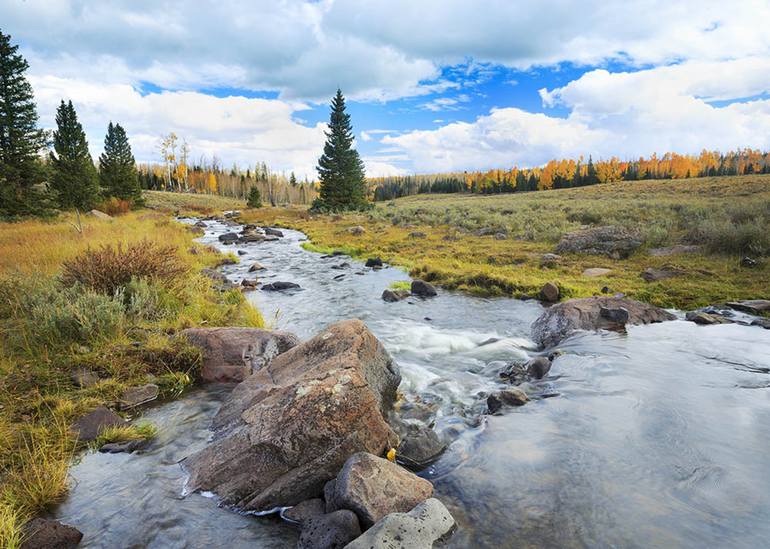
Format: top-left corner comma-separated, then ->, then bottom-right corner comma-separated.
385,58 -> 770,172
30,76 -> 327,179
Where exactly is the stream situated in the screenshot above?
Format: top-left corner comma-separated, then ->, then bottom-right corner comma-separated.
54,218 -> 770,548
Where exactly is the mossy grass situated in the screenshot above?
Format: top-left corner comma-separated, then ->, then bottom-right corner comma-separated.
91,422 -> 158,450
0,209 -> 263,545
238,174 -> 770,309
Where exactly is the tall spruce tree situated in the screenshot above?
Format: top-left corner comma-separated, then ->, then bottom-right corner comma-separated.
0,29 -> 48,216
315,89 -> 367,210
50,100 -> 99,210
99,121 -> 143,205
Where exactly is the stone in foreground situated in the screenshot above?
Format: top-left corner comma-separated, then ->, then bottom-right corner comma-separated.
299,510 -> 362,549
344,498 -> 455,549
182,327 -> 299,383
72,406 -> 127,442
531,296 -> 675,348
331,452 -> 434,528
21,518 -> 83,549
184,320 -> 401,511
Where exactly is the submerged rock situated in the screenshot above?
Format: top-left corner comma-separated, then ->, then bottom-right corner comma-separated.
487,387 -> 529,413
99,438 -> 149,454
21,518 -> 83,549
298,510 -> 361,549
726,300 -> 770,315
556,226 -> 642,259
249,262 -> 266,272
264,227 -> 284,237
218,232 -> 239,244
525,356 -> 552,379
685,311 -> 730,325
331,452 -> 434,528
365,257 -> 383,268
410,280 -> 437,298
531,296 -> 675,348
396,424 -> 446,470
261,281 -> 301,291
184,320 -> 401,511
382,289 -> 410,302
344,498 -> 455,549
72,406 -> 127,442
182,327 -> 299,383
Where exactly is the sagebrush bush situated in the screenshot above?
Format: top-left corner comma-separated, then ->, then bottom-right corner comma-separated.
61,240 -> 188,296
689,218 -> 770,256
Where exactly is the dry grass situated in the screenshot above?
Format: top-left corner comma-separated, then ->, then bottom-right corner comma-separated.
144,190 -> 245,216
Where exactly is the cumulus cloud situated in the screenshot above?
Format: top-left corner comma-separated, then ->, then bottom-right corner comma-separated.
384,58 -> 770,172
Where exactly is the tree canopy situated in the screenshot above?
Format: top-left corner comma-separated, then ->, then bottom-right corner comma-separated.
99,121 -> 143,205
50,100 -> 99,210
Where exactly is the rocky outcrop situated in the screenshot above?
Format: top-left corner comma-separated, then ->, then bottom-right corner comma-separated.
21,518 -> 83,549
556,226 -> 642,259
72,406 -> 127,442
184,320 -> 401,511
182,327 -> 300,383
298,510 -> 362,549
531,296 -> 675,348
344,498 -> 456,549
411,280 -> 437,298
329,453 -> 434,528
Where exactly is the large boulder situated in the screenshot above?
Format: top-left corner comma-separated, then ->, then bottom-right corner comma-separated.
411,280 -> 437,298
330,453 -> 434,528
555,226 -> 642,259
344,498 -> 456,549
183,327 -> 299,383
531,296 -> 675,348
184,320 -> 401,511
21,518 -> 83,549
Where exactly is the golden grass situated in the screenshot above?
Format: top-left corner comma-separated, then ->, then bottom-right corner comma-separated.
239,175 -> 770,309
144,190 -> 245,216
0,208 -> 264,546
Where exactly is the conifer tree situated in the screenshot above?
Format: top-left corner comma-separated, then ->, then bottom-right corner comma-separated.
315,89 -> 367,210
99,121 -> 143,205
289,171 -> 297,186
50,100 -> 99,210
0,29 -> 48,216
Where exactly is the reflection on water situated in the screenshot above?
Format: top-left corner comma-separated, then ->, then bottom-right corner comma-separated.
56,219 -> 770,548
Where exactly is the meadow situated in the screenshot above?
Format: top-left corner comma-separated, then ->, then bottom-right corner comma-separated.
0,209 -> 261,546
239,174 -> 770,309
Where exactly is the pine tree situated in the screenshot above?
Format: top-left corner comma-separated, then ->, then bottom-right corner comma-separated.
246,186 -> 262,208
0,29 -> 49,216
99,121 -> 143,205
315,89 -> 367,210
289,171 -> 297,186
50,100 -> 99,210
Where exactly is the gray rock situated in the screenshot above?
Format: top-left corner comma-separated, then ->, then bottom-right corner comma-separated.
344,498 -> 455,549
218,232 -> 239,243
487,387 -> 529,413
99,438 -> 149,454
21,518 -> 83,549
525,356 -> 552,379
540,253 -> 562,268
248,262 -> 266,272
261,281 -> 301,291
382,289 -> 410,303
194,220 -> 207,228
184,321 -> 401,511
582,267 -> 612,277
752,318 -> 770,329
348,226 -> 366,235
396,424 -> 446,470
411,280 -> 437,298
540,282 -> 560,302
119,384 -> 159,409
299,510 -> 362,549
70,368 -> 99,388
88,209 -> 112,220
494,232 -> 507,240
72,406 -> 127,442
264,227 -> 284,237
599,305 -> 630,325
333,452 -> 433,528
556,226 -> 642,259
685,311 -> 729,325
641,267 -> 681,282
241,278 -> 258,290
726,300 -> 770,315
324,479 -> 339,513
532,296 -> 675,348
283,498 -> 326,525
183,327 -> 299,383
365,257 -> 383,268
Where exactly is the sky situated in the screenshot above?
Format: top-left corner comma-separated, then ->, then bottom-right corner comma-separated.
2,0 -> 770,179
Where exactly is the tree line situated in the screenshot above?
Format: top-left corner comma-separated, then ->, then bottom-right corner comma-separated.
371,150 -> 770,200
0,30 -> 141,218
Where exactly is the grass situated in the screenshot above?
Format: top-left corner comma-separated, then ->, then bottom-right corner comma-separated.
92,422 -> 158,449
237,174 -> 769,309
144,190 -> 246,216
0,209 -> 263,545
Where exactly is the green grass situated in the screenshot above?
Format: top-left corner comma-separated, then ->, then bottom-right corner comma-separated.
144,190 -> 246,216
92,422 -> 158,449
239,174 -> 770,309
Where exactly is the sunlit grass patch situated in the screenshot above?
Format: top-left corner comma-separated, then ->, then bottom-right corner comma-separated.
92,422 -> 158,449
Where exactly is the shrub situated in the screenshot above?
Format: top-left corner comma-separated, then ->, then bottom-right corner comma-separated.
61,240 -> 188,296
689,219 -> 770,256
246,187 -> 262,208
96,197 -> 131,216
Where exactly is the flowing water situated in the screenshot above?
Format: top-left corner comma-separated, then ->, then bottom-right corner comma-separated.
55,219 -> 770,548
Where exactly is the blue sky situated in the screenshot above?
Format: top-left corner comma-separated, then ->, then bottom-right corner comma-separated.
2,0 -> 769,178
